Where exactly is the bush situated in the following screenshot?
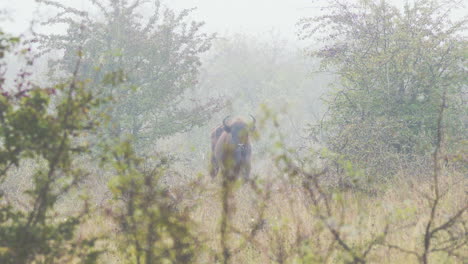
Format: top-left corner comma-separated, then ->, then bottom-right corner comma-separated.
299,0 -> 467,177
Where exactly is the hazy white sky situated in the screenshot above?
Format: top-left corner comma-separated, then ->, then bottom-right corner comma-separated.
168,0 -> 316,37
2,0 -> 463,41
1,0 -> 410,39
3,0 -> 312,37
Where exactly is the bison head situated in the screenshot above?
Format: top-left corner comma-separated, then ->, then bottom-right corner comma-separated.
210,115 -> 256,179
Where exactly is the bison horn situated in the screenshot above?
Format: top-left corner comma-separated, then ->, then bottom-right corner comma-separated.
223,115 -> 231,133
249,114 -> 256,131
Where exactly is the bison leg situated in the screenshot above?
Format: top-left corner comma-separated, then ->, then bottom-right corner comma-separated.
210,154 -> 219,178
242,162 -> 251,180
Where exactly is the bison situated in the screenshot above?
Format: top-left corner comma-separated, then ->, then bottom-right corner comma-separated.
210,115 -> 256,180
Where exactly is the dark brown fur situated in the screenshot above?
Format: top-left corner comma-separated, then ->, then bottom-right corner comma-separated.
210,116 -> 255,179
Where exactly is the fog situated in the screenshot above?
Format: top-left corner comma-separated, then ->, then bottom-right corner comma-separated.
2,0 -> 464,163
1,0 -> 337,154
1,0 -> 466,263
3,0 -> 411,39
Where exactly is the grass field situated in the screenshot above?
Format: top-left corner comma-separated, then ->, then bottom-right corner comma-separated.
75,160 -> 466,264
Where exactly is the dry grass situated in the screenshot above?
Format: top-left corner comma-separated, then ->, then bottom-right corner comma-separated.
121,166 -> 464,263
5,156 -> 466,263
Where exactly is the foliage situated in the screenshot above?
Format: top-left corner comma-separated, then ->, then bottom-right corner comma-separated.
262,107 -> 466,264
104,140 -> 198,264
299,0 -> 467,177
0,32 -> 101,263
37,0 -> 221,148
0,27 -> 205,263
1,1 -> 467,263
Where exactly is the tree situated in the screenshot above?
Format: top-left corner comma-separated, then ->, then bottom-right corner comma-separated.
299,0 -> 467,177
37,0 -> 220,148
197,33 -> 323,114
0,30 -> 101,263
0,25 -> 200,263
